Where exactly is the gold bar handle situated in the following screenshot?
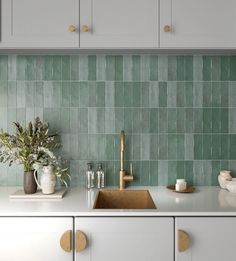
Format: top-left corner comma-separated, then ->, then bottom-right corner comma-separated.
76,230 -> 87,253
60,230 -> 72,252
178,229 -> 191,252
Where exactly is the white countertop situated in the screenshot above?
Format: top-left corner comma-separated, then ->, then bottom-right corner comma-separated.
1,186 -> 236,217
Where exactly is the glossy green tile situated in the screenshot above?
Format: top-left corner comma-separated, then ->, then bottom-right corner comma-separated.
193,56 -> 203,81
168,134 -> 177,159
132,135 -> 141,160
177,135 -> 185,160
7,81 -> 17,108
212,108 -> 220,133
105,108 -> 115,134
220,108 -> 229,133
185,56 -> 193,81
193,82 -> 203,108
132,55 -> 140,81
168,108 -> 177,133
158,82 -> 167,107
150,135 -> 158,160
184,161 -> 193,185
185,134 -> 194,160
221,135 -> 229,160
229,82 -> 236,107
132,108 -> 141,133
202,56 -> 211,81
212,82 -> 221,107
168,161 -> 177,184
71,56 -> 79,80
150,108 -> 158,133
123,55 -> 132,81
141,135 -> 150,160
60,108 -> 70,133
185,108 -> 193,133
43,56 -> 61,81
185,82 -> 193,107
158,56 -> 168,81
203,135 -> 212,159
221,82 -> 229,107
230,56 -> 236,81
78,108 -> 88,133
88,108 -> 105,134
79,82 -> 89,107
193,161 -> 204,185
177,56 -> 185,81
43,82 -> 61,108
212,135 -> 221,160
61,82 -> 71,107
96,55 -> 106,81
105,82 -> 115,107
220,56 -> 230,81
106,55 -> 115,80
79,56 -> 88,80
202,82 -> 212,107
150,161 -> 158,185
167,82 -> 176,108
125,134 -> 132,161
177,82 -> 185,107
230,135 -> 236,159
203,161 -> 212,185
105,135 -> 115,160
61,56 -> 71,80
203,108 -> 212,133
158,161 -> 168,185
141,82 -> 149,107
211,56 -> 220,81
8,55 -> 16,81
158,108 -> 167,133
149,82 -> 159,108
211,161 -> 221,185
88,55 -> 96,81
177,161 -> 185,179
114,82 -> 124,107
140,161 -> 150,186
168,56 -> 177,81
0,81 -> 8,107
141,109 -> 150,133
158,134 -> 167,159
124,108 -> 133,133
124,82 -> 133,107
132,82 -> 141,107
114,108 -> 124,132
149,56 -> 158,81
105,161 -> 115,186
194,134 -> 203,159
0,56 -> 8,80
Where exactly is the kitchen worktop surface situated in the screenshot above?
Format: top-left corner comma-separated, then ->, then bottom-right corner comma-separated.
0,186 -> 236,216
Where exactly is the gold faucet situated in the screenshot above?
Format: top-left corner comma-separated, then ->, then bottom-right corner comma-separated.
119,130 -> 134,190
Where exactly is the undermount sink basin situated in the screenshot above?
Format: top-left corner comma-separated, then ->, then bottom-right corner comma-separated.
93,190 -> 156,209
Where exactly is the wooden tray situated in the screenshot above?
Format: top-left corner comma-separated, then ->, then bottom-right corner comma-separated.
166,185 -> 195,193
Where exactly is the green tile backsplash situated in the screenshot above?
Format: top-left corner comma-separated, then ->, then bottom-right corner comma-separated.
1,55 -> 236,186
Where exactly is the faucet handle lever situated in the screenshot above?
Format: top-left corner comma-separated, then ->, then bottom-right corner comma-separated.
130,163 -> 133,176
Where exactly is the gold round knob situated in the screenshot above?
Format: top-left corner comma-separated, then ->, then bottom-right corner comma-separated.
68,25 -> 77,32
163,25 -> 171,32
82,25 -> 89,32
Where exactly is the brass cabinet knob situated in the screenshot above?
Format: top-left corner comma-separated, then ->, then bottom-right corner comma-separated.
68,25 -> 77,32
163,25 -> 171,32
76,230 -> 87,252
178,229 -> 191,252
60,230 -> 72,252
82,25 -> 89,32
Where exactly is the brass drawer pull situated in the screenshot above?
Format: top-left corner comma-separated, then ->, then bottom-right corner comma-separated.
60,230 -> 72,252
76,230 -> 87,252
178,229 -> 190,252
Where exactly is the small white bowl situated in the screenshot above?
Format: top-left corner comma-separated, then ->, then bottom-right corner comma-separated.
226,181 -> 236,193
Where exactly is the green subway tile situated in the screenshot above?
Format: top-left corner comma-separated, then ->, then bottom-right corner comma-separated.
184,161 -> 193,185
220,108 -> 229,133
158,134 -> 167,160
158,56 -> 168,81
150,161 -> 158,186
70,108 -> 79,133
221,56 -> 230,81
105,161 -> 115,186
43,108 -> 61,133
0,81 -> 8,107
229,108 -> 236,133
124,108 -> 133,133
60,108 -> 70,133
125,134 -> 132,160
168,134 -> 177,159
89,82 -> 96,107
141,109 -> 150,133
132,55 -> 140,81
133,108 -> 141,133
185,134 -> 194,160
203,135 -> 212,159
221,161 -> 229,172
202,56 -> 212,81
202,82 -> 212,107
26,82 -> 35,108
211,161 -> 221,185
44,82 -> 61,108
149,56 -> 158,81
7,81 -> 17,108
177,161 -> 185,179
168,161 -> 177,185
203,108 -> 212,133
158,161 -> 168,185
79,82 -> 89,107
132,135 -> 141,160
114,108 -> 124,132
193,161 -> 204,185
8,55 -> 16,81
158,82 -> 167,107
114,56 -> 123,81
132,82 -> 141,107
88,55 -> 97,81
177,108 -> 185,133
203,161 -> 212,185
79,56 -> 88,80
212,108 -> 221,133
185,56 -> 193,81
78,108 -> 88,133
193,82 -> 203,108
229,82 -> 236,107
105,135 -> 115,160
177,56 -> 185,81
61,56 -> 70,80
230,135 -> 236,159
221,135 -> 229,160
114,82 -> 124,107
150,108 -> 158,133
0,107 -> 8,130
193,56 -> 203,81
88,108 -> 105,134
123,55 -> 132,81
212,82 -> 221,107
97,55 -> 106,81
185,82 -> 193,107
211,56 -> 220,81
141,161 -> 150,186
0,56 -> 8,80
149,82 -> 159,108
16,108 -> 25,127
194,134 -> 203,160
114,134 -> 120,160
230,56 -> 236,81
167,108 -> 177,133
141,82 -> 149,107
44,56 -> 61,81
176,82 -> 185,107
124,82 -> 133,107
221,82 -> 229,107
158,108 -> 167,133
35,82 -> 44,107
70,134 -> 79,159
71,56 -> 79,80
25,55 -> 36,80
131,161 -> 141,186
150,135 -> 158,160
61,82 -> 71,107
185,108 -> 193,133
167,82 -> 177,108
105,108 -> 115,134
105,82 -> 115,107
168,56 -> 177,81
177,135 -> 185,160
212,135 -> 221,160
106,55 -> 115,80
141,135 -> 150,160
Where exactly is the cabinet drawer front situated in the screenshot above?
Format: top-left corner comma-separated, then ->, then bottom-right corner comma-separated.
0,217 -> 73,261
176,217 -> 236,261
75,217 -> 174,261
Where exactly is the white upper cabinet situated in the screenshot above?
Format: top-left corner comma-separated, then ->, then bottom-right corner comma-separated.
80,0 -> 159,48
176,217 -> 236,261
1,0 -> 79,48
160,0 -> 236,48
75,217 -> 174,261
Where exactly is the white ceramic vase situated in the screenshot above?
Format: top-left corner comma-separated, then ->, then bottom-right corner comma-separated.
34,165 -> 57,194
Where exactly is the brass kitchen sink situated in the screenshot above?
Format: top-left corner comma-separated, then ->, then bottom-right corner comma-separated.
93,190 -> 156,209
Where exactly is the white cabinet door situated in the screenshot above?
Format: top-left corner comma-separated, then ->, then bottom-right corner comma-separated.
1,0 -> 79,47
80,0 -> 159,48
75,217 -> 174,261
176,217 -> 236,261
160,0 -> 236,48
0,217 -> 73,261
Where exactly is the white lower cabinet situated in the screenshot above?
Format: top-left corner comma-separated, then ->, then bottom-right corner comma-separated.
0,217 -> 73,261
176,217 -> 236,261
75,217 -> 174,261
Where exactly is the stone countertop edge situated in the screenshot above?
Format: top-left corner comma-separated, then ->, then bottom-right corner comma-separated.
0,186 -> 236,217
